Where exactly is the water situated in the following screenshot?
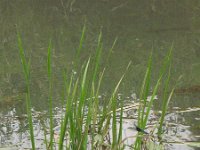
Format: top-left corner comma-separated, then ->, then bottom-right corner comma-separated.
0,1 -> 200,149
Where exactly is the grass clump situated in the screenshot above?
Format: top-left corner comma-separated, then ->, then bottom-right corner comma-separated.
134,46 -> 178,150
18,26 -> 175,150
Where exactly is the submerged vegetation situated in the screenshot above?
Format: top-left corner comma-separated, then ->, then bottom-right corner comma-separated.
18,26 -> 175,150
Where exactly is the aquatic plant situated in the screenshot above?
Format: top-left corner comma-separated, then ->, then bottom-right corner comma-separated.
18,26 -> 174,150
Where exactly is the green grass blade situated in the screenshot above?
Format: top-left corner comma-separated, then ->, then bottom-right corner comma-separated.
17,32 -> 35,150
92,31 -> 102,83
78,58 -> 90,117
18,33 -> 29,81
157,63 -> 171,136
69,78 -> 79,149
76,58 -> 90,149
140,52 -> 152,126
111,75 -> 124,148
105,37 -> 118,66
47,40 -> 54,150
74,25 -> 86,67
137,52 -> 152,126
58,72 -> 74,149
111,61 -> 131,149
47,40 -> 52,78
117,100 -> 123,147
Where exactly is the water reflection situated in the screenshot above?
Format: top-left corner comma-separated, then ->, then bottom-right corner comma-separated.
0,101 -> 199,149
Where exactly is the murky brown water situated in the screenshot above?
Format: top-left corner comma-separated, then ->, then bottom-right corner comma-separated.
0,1 -> 200,149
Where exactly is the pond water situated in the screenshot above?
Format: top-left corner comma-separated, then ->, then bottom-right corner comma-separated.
0,1 -> 200,149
